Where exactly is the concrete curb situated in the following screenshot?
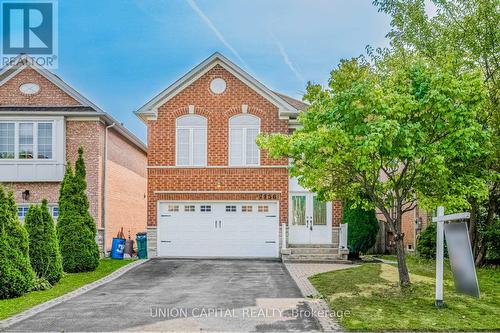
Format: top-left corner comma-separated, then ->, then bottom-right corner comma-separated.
283,263 -> 344,332
0,259 -> 149,330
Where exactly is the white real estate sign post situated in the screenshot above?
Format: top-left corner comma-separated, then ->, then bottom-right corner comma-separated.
433,206 -> 477,307
434,206 -> 445,307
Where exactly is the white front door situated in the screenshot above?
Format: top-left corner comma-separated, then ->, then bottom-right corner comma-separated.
288,193 -> 332,244
157,201 -> 279,257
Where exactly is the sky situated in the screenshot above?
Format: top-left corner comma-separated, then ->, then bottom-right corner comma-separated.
52,0 -> 394,142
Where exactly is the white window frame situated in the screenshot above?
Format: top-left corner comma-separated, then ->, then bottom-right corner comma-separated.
17,204 -> 59,220
228,114 -> 260,166
0,120 -> 55,161
175,115 -> 207,167
17,206 -> 30,220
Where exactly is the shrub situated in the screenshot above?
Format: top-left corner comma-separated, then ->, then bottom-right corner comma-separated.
416,222 -> 449,259
342,200 -> 379,259
58,213 -> 99,272
0,187 -> 35,299
32,277 -> 52,291
57,147 -> 99,273
25,200 -> 63,285
485,217 -> 500,262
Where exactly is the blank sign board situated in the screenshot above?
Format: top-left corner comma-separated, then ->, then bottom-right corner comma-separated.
444,222 -> 480,298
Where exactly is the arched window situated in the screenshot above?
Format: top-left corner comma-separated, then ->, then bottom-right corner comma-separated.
176,115 -> 207,166
229,114 -> 260,166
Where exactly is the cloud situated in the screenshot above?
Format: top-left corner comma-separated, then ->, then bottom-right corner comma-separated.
185,0 -> 249,69
272,35 -> 305,82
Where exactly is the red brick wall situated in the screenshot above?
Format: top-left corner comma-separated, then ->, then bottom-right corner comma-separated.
66,120 -> 104,227
1,182 -> 60,204
148,65 -> 288,166
107,128 -> 147,178
148,168 -> 288,226
377,206 -> 430,250
105,129 -> 147,251
147,65 -> 289,226
333,200 -> 342,226
401,209 -> 416,249
0,68 -> 81,106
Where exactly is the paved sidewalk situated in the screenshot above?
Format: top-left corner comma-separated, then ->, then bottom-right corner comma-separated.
284,263 -> 356,332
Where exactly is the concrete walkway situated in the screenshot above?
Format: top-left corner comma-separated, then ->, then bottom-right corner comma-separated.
284,262 -> 357,332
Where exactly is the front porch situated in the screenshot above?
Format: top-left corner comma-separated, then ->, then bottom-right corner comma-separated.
280,224 -> 349,263
281,178 -> 349,262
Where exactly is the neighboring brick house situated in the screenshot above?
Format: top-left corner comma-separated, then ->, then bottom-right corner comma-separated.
374,207 -> 430,253
0,55 -> 147,254
136,53 -> 347,260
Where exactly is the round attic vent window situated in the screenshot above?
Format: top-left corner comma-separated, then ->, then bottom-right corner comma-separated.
19,83 -> 40,95
209,78 -> 226,94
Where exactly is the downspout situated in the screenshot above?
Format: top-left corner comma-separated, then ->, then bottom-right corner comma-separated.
103,122 -> 116,256
413,204 -> 417,251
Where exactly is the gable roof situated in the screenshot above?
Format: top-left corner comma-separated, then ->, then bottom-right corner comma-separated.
0,54 -> 147,153
134,52 -> 303,122
272,91 -> 308,111
0,54 -> 103,110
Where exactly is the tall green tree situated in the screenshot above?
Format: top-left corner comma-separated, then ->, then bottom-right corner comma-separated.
258,53 -> 490,286
0,186 -> 35,298
25,200 -> 63,285
74,147 -> 97,233
57,147 -> 99,272
373,0 -> 499,265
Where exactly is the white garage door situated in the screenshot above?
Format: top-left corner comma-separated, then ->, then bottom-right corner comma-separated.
157,201 -> 279,258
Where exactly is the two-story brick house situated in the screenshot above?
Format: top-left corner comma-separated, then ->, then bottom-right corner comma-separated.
0,55 -> 147,254
136,53 -> 347,260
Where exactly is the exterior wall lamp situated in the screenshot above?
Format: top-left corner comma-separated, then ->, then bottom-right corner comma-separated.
22,190 -> 30,201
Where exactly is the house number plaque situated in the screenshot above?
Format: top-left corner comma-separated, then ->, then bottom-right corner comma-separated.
257,193 -> 279,200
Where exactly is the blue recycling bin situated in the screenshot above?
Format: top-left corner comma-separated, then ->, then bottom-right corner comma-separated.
111,238 -> 126,259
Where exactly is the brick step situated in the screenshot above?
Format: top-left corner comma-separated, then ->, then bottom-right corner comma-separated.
290,247 -> 339,255
288,244 -> 336,248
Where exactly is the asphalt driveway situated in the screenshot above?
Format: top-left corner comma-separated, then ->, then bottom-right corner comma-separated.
5,259 -> 320,332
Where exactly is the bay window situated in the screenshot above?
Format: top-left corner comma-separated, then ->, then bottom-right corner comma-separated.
37,122 -> 53,159
0,121 -> 53,160
0,123 -> 15,159
229,114 -> 260,166
19,123 -> 34,159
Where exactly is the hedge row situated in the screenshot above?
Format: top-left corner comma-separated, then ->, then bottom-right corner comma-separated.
0,147 -> 99,299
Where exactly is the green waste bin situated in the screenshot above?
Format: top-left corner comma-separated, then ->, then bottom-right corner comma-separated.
136,232 -> 148,259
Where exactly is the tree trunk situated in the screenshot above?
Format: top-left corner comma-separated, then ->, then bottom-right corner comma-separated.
395,233 -> 411,287
468,198 -> 479,257
374,199 -> 411,286
475,245 -> 487,266
393,213 -> 411,287
475,185 -> 499,266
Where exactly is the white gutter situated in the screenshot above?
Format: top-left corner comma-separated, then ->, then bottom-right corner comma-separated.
102,122 -> 116,256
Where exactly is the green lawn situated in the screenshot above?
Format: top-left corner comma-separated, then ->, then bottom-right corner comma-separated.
0,259 -> 133,320
309,255 -> 500,331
